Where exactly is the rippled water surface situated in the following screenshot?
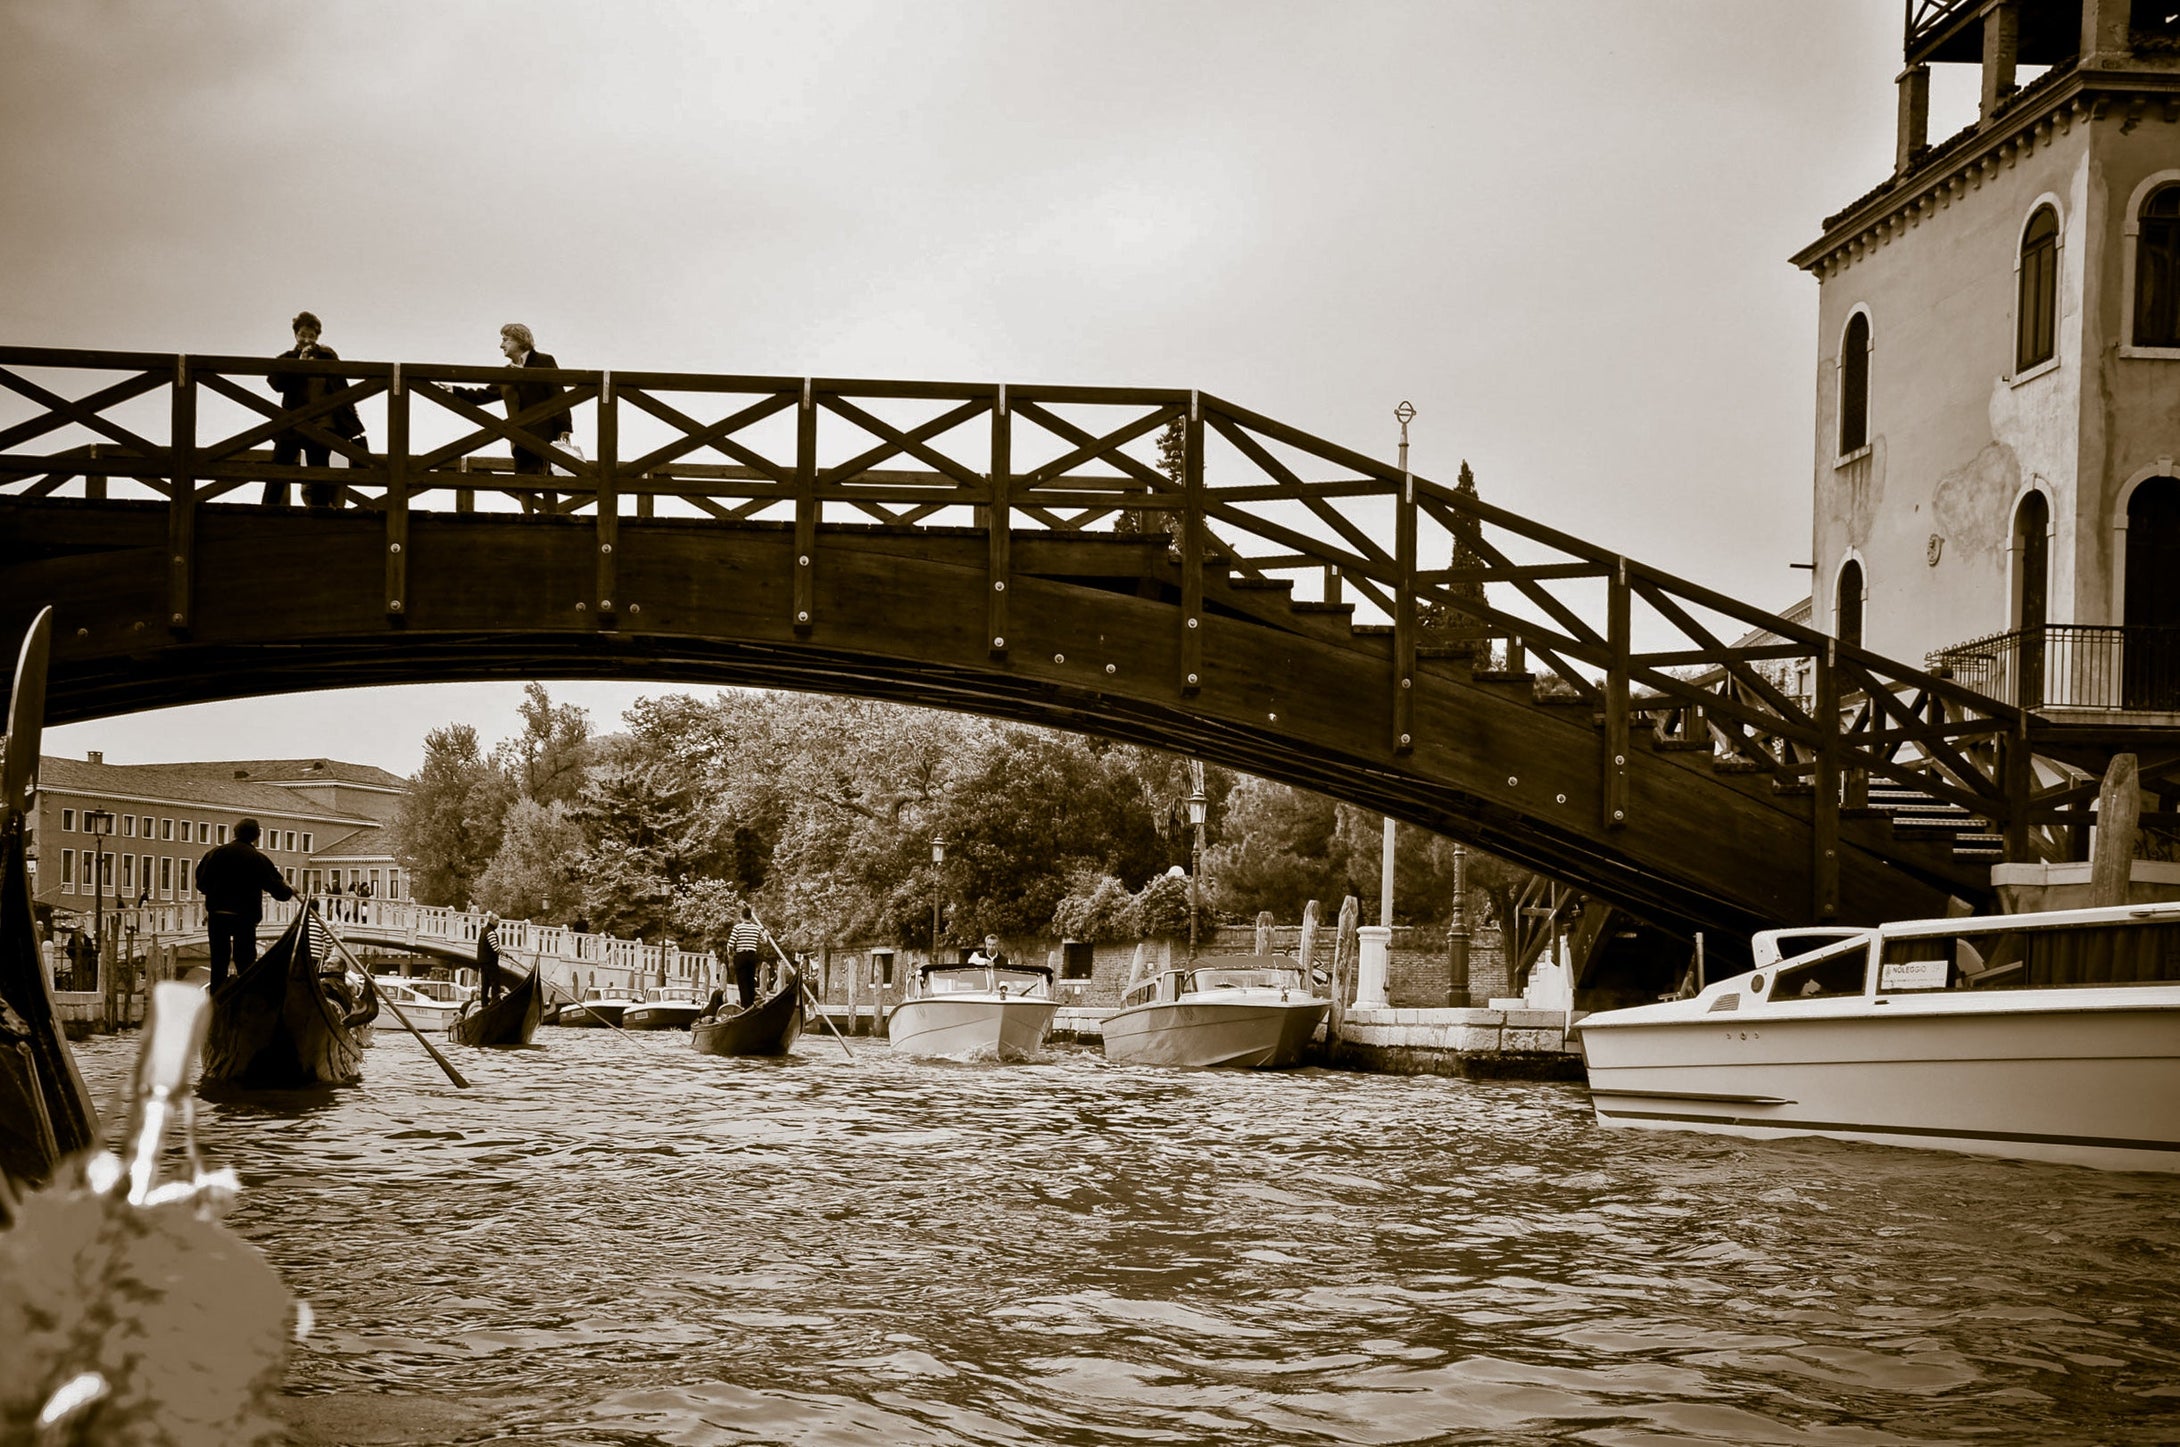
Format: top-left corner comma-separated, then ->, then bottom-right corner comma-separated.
71,1027 -> 2180,1446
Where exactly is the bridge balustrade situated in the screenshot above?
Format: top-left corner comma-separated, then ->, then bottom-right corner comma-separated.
8,344 -> 2154,937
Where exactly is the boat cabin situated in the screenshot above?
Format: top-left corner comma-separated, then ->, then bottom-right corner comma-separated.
1122,954 -> 1310,1007
914,960 -> 1053,999
1743,903 -> 2180,1007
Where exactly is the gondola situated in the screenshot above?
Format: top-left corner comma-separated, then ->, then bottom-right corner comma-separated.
446,922 -> 543,1047
1,607 -> 100,1205
690,969 -> 804,1058
200,903 -> 376,1090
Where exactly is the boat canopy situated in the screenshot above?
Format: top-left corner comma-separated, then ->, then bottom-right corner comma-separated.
919,959 -> 1053,978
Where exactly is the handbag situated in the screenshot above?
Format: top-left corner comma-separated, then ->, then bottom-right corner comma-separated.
549,437 -> 586,478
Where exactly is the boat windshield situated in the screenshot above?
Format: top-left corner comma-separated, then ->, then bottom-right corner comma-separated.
409,979 -> 463,1003
1878,917 -> 2180,992
1765,936 -> 1872,1000
993,968 -> 1050,998
924,968 -> 995,995
1186,966 -> 1300,993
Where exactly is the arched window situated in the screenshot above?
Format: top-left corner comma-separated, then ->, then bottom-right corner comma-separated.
2014,491 -> 2050,707
1838,312 -> 1870,455
1836,559 -> 1865,650
2017,206 -> 2059,371
2134,186 -> 2180,349
2125,477 -> 2180,708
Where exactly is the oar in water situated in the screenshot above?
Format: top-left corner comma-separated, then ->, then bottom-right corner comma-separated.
320,929 -> 469,1088
749,912 -> 854,1060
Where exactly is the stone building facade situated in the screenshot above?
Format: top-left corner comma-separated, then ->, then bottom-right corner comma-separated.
1796,0 -> 2180,699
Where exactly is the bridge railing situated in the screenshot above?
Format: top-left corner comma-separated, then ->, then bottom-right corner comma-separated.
3,346 -> 2082,914
106,892 -> 718,993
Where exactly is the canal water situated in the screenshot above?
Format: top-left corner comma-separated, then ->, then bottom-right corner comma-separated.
69,1029 -> 2180,1446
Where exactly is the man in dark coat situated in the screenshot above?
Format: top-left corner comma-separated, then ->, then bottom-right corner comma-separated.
449,322 -> 572,511
193,817 -> 296,989
267,311 -> 367,508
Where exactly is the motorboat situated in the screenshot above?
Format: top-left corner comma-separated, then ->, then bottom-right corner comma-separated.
1102,955 -> 1328,1069
554,984 -> 643,1028
886,959 -> 1057,1061
368,975 -> 468,1032
1574,900 -> 2180,1173
623,987 -> 705,1031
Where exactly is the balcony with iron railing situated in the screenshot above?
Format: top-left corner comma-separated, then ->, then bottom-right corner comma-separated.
1928,624 -> 2180,714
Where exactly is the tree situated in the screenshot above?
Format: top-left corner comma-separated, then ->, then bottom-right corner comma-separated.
393,724 -> 512,908
473,798 -> 586,923
495,682 -> 593,806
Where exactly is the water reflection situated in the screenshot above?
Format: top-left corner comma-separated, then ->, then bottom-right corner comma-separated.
59,1031 -> 2180,1445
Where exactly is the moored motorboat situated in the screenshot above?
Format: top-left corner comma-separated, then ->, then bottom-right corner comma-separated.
201,904 -> 376,1090
367,975 -> 466,1032
623,987 -> 705,1031
886,959 -> 1056,1061
1574,901 -> 2180,1173
553,985 -> 642,1028
1102,955 -> 1328,1069
691,971 -> 804,1058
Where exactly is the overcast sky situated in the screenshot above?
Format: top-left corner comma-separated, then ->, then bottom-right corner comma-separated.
6,2 -> 1975,777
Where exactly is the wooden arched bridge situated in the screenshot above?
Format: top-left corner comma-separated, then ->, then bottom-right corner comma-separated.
0,346 -> 2154,963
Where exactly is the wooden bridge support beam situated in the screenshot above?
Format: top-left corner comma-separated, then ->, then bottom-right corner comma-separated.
1181,392 -> 1203,694
1394,473 -> 1415,753
166,356 -> 196,634
385,366 -> 408,620
596,371 -> 619,627
794,379 -> 816,633
2001,725 -> 2032,860
1813,641 -> 1842,922
988,389 -> 1010,657
1603,558 -> 1630,828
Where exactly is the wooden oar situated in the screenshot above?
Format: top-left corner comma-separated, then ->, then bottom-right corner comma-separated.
750,912 -> 854,1060
322,929 -> 469,1088
541,977 -> 645,1047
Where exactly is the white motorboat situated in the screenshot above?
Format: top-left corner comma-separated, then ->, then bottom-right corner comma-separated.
1574,900 -> 2180,1173
886,960 -> 1057,1061
622,987 -> 705,1031
368,974 -> 469,1032
1102,955 -> 1328,1069
554,984 -> 642,1028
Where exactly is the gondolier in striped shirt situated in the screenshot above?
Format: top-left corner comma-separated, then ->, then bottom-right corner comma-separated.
726,906 -> 766,1009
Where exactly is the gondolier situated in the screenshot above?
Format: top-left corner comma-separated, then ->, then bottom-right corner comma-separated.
193,819 -> 295,989
476,914 -> 504,1003
726,906 -> 765,1009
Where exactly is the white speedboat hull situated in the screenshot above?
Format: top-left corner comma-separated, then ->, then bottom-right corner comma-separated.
1582,986 -> 2180,1174
887,996 -> 1056,1061
622,1001 -> 703,1031
1103,996 -> 1327,1069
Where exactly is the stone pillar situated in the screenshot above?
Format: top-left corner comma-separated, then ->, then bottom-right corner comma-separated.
1980,0 -> 2018,122
2082,0 -> 2132,66
1895,64 -> 1930,174
1355,925 -> 1392,1009
1297,899 -> 1320,979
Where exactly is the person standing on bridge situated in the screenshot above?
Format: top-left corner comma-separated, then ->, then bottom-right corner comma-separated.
726,905 -> 766,1010
447,322 -> 573,513
193,818 -> 296,990
267,311 -> 366,508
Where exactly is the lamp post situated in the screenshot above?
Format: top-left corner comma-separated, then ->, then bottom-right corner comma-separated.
1186,784 -> 1207,961
84,809 -> 114,976
930,833 -> 947,963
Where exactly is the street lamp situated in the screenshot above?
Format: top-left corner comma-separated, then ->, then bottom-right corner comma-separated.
930,833 -> 947,962
84,808 -> 114,983
1186,784 -> 1207,961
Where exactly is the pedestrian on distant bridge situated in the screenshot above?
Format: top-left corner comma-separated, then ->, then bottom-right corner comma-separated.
447,322 -> 573,512
193,817 -> 296,990
267,311 -> 366,508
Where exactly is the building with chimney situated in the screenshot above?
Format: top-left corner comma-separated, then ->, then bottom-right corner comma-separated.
29,751 -> 406,923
